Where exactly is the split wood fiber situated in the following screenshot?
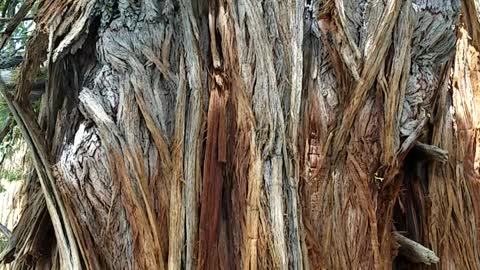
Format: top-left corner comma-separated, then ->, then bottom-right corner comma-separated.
1,0 -> 480,269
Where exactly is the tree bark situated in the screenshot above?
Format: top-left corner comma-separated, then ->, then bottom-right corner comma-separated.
1,0 -> 480,269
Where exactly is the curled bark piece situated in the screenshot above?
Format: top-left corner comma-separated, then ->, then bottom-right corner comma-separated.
414,142 -> 449,163
395,232 -> 440,265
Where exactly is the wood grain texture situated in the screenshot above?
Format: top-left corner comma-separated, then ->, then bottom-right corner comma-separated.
2,0 -> 480,269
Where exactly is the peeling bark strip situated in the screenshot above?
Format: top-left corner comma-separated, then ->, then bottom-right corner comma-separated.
425,26 -> 480,270
168,55 -> 186,270
198,85 -> 228,270
0,82 -> 82,269
3,0 -> 480,269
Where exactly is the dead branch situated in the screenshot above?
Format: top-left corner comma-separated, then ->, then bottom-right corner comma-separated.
0,116 -> 12,143
0,222 -> 12,238
0,56 -> 23,69
395,232 -> 440,265
0,0 -> 36,50
0,16 -> 34,22
414,142 -> 449,163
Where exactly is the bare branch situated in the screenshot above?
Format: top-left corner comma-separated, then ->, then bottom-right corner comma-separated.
414,142 -> 449,163
0,222 -> 12,238
0,16 -> 34,22
0,0 -> 36,50
395,232 -> 440,265
0,116 -> 12,143
0,55 -> 23,69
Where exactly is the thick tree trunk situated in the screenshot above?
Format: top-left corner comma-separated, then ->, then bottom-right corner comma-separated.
1,0 -> 480,269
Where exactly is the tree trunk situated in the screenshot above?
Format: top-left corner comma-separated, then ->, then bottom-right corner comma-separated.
1,0 -> 480,269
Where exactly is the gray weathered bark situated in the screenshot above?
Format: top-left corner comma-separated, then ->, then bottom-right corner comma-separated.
1,0 -> 480,269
